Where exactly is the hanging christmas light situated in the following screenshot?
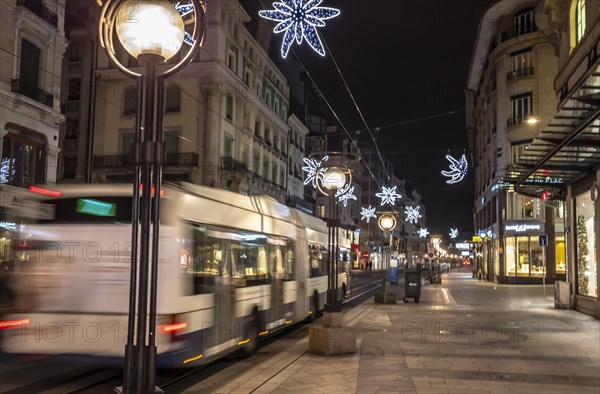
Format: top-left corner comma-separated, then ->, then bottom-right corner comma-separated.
376,186 -> 402,206
418,228 -> 429,238
441,154 -> 468,184
302,155 -> 329,188
404,206 -> 422,224
449,228 -> 459,239
173,1 -> 197,46
258,0 -> 340,58
335,184 -> 357,207
360,206 -> 377,223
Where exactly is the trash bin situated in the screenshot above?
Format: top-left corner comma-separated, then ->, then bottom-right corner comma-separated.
403,270 -> 421,303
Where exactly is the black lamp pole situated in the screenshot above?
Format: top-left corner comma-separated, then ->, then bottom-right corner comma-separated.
97,2 -> 205,393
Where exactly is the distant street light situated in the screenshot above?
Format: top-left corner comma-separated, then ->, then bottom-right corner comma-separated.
320,165 -> 350,310
98,1 -> 205,392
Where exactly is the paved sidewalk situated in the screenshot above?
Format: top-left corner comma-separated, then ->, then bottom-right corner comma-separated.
187,271 -> 600,393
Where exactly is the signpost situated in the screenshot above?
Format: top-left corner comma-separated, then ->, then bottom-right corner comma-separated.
539,235 -> 548,298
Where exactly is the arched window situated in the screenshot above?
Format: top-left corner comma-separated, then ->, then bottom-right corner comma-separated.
165,85 -> 181,113
123,87 -> 137,116
570,0 -> 586,50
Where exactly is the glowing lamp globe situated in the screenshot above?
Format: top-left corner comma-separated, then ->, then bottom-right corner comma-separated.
115,0 -> 184,60
322,167 -> 347,191
378,214 -> 397,231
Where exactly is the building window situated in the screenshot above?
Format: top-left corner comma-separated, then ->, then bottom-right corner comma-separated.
274,97 -> 280,115
254,120 -> 261,137
263,159 -> 269,180
223,135 -> 233,158
69,41 -> 82,61
244,60 -> 253,86
1,132 -> 46,186
253,150 -> 260,174
165,85 -> 181,113
226,94 -> 234,121
265,126 -> 271,145
509,93 -> 532,126
576,191 -> 597,297
68,78 -> 81,100
121,129 -> 179,163
123,87 -> 137,116
576,0 -> 586,44
66,118 -> 79,140
508,48 -> 533,80
514,8 -> 535,36
19,39 -> 41,99
227,43 -> 237,73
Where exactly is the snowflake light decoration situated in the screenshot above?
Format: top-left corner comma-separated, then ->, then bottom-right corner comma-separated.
376,186 -> 402,206
449,228 -> 459,239
302,155 -> 328,188
441,154 -> 468,184
335,184 -> 356,207
173,2 -> 196,46
0,158 -> 14,184
404,206 -> 422,224
360,206 -> 377,223
418,228 -> 429,238
258,0 -> 340,58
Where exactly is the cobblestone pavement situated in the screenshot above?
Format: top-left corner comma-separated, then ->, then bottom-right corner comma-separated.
186,270 -> 600,393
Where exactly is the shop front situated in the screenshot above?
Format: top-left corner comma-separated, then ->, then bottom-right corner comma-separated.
499,220 -> 555,284
572,182 -> 599,317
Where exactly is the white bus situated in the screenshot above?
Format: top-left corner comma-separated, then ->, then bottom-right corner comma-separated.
0,183 -> 349,367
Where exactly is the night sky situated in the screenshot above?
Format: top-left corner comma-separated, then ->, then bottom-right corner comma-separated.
242,0 -> 487,238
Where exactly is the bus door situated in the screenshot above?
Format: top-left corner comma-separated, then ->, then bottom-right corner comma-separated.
214,246 -> 237,344
269,243 -> 284,325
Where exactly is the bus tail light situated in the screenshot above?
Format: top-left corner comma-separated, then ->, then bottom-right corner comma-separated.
0,318 -> 31,330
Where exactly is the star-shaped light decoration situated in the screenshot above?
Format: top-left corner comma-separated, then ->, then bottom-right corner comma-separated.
441,154 -> 468,184
173,1 -> 196,46
418,228 -> 429,238
258,0 -> 340,58
0,158 -> 14,184
404,206 -> 422,224
302,155 -> 328,188
376,186 -> 402,206
360,206 -> 377,223
449,228 -> 459,239
335,184 -> 357,207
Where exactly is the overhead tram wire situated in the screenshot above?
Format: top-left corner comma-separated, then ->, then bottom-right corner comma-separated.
321,39 -> 393,184
254,0 -> 388,190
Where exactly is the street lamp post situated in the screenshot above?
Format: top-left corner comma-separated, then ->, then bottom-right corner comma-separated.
98,1 -> 205,392
320,166 -> 350,309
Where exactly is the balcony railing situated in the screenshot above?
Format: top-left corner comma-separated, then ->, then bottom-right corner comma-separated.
94,152 -> 199,169
221,157 -> 248,173
11,79 -> 53,108
507,116 -> 531,127
507,67 -> 534,81
501,23 -> 537,42
17,0 -> 58,28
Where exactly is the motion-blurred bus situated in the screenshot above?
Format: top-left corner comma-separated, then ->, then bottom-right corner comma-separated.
0,183 -> 350,367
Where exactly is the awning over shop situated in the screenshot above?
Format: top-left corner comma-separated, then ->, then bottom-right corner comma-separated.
509,63 -> 600,199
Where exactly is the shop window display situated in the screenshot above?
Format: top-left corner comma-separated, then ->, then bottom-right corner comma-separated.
576,192 -> 597,297
506,237 -> 516,275
517,236 -> 530,276
555,237 -> 566,274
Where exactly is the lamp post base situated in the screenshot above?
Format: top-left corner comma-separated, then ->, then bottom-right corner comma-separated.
114,386 -> 164,394
308,308 -> 356,356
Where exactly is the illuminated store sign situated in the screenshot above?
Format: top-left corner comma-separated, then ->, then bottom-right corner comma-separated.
492,182 -> 510,192
526,177 -> 563,185
504,221 -> 545,235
